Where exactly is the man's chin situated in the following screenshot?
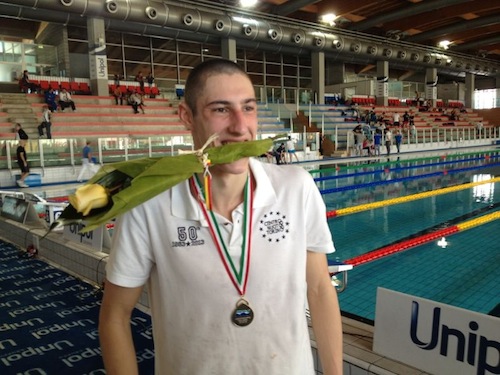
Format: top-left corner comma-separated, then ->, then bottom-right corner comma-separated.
214,159 -> 249,175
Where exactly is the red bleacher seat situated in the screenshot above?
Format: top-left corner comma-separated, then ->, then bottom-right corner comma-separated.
151,87 -> 160,96
49,81 -> 60,91
79,82 -> 91,94
109,84 -> 116,93
40,80 -> 50,91
70,82 -> 80,92
60,81 -> 71,91
143,87 -> 151,96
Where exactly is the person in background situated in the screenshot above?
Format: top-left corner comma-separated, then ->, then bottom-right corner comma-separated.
362,136 -> 372,156
392,112 -> 400,127
394,130 -> 403,153
16,139 -> 30,188
44,88 -> 58,112
286,135 -> 300,163
135,71 -> 144,93
275,142 -> 286,164
99,58 -> 343,375
385,128 -> 393,156
20,70 -> 40,93
59,88 -> 76,111
475,121 -> 483,137
373,129 -> 382,156
128,90 -> 145,114
410,123 -> 417,143
77,141 -> 99,182
113,74 -> 121,87
146,72 -> 154,88
38,105 -> 52,139
113,86 -> 124,105
15,123 -> 29,140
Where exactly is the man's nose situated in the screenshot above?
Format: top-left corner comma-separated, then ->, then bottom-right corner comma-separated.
228,109 -> 250,132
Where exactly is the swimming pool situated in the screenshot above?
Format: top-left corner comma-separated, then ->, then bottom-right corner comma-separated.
314,150 -> 500,323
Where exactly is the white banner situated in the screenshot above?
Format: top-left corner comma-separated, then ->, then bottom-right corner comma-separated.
374,288 -> 499,375
63,222 -> 104,252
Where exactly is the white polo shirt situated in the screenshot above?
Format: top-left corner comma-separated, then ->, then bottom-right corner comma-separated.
106,158 -> 335,375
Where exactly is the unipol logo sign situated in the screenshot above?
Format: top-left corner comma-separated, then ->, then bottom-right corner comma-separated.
374,288 -> 500,375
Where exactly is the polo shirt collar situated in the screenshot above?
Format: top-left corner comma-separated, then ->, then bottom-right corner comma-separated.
170,158 -> 277,224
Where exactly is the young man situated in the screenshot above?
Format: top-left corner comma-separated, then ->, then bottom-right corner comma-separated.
16,139 -> 29,188
76,141 -> 98,182
58,88 -> 76,111
15,123 -> 29,140
38,105 -> 52,139
286,135 -> 300,163
99,59 -> 343,375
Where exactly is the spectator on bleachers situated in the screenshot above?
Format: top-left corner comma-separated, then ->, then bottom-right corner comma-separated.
113,86 -> 124,105
409,111 -> 415,126
44,88 -> 58,112
135,71 -> 145,92
15,123 -> 29,140
113,74 -> 121,87
147,72 -> 155,98
38,105 -> 52,139
393,112 -> 400,127
19,70 -> 40,93
369,108 -> 377,125
402,111 -> 410,127
128,90 -> 145,114
146,72 -> 154,88
59,88 -> 76,111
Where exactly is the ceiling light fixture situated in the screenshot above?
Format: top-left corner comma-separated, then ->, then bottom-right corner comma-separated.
240,0 -> 258,7
320,13 -> 337,27
438,40 -> 451,50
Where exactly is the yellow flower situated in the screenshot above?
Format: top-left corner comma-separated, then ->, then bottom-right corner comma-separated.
69,184 -> 109,216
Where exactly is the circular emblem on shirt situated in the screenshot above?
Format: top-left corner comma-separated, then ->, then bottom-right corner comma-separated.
258,211 -> 290,243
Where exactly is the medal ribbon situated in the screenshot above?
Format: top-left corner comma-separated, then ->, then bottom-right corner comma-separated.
190,175 -> 253,296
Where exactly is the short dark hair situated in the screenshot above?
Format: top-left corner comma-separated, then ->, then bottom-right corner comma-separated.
184,59 -> 249,115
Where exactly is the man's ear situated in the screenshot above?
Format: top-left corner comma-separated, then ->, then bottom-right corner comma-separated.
178,101 -> 193,131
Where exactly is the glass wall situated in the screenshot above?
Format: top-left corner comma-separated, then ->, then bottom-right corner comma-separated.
0,39 -> 57,82
65,25 -> 313,102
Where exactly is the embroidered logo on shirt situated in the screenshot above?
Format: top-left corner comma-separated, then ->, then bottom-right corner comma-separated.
258,211 -> 290,242
171,226 -> 205,247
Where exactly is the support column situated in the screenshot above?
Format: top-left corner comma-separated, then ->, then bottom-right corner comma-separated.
87,18 -> 108,96
376,60 -> 388,106
425,68 -> 438,108
465,72 -> 475,108
327,63 -> 345,85
221,38 -> 237,62
312,51 -> 325,104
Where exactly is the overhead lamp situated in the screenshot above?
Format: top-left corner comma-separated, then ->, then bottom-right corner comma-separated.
320,13 -> 337,27
438,40 -> 451,50
240,0 -> 258,7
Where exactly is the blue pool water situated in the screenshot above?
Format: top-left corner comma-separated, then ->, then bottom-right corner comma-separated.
316,152 -> 500,322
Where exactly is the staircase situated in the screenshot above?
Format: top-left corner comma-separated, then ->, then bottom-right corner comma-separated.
0,93 -> 39,139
